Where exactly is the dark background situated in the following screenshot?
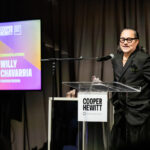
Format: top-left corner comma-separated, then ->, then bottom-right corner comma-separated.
0,0 -> 150,150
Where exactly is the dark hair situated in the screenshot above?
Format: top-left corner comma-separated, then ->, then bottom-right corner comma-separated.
121,28 -> 139,39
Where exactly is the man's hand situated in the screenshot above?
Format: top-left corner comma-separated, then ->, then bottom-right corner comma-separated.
66,89 -> 76,97
91,75 -> 102,82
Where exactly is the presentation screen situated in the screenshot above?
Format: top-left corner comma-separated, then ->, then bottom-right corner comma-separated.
0,19 -> 41,90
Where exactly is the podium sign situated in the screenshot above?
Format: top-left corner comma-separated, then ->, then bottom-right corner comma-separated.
78,92 -> 108,122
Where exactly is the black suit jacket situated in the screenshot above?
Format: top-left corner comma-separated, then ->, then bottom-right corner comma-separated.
111,48 -> 150,126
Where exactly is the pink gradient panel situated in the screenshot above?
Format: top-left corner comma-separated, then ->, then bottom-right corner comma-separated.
0,20 -> 41,90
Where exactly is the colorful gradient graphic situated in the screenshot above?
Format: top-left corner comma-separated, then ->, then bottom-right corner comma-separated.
0,20 -> 41,90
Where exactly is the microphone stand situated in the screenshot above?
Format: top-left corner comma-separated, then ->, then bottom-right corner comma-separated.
41,57 -> 83,150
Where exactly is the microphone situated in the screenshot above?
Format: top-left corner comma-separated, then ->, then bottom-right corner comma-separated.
96,53 -> 114,62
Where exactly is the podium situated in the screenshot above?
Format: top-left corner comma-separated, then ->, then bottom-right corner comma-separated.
48,81 -> 141,150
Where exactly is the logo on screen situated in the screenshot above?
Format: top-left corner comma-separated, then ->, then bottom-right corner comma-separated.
0,26 -> 13,36
14,25 -> 22,35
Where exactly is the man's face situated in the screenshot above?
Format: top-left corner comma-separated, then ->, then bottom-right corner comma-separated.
119,29 -> 139,54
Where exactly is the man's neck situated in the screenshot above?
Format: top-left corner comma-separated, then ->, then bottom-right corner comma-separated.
123,49 -> 136,58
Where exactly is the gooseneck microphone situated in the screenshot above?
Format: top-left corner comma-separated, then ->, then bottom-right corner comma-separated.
96,53 -> 114,62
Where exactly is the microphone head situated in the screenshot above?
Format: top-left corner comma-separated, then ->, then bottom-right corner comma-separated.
96,53 -> 114,62
109,53 -> 114,59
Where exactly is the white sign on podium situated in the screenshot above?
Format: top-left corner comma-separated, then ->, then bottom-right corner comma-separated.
78,92 -> 108,122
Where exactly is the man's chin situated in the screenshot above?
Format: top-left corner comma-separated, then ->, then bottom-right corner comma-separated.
122,49 -> 131,53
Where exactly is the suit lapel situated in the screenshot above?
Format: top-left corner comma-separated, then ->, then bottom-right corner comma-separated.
118,50 -> 137,82
114,52 -> 123,79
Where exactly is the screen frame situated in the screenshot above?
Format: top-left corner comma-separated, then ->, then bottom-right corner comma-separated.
0,19 -> 42,91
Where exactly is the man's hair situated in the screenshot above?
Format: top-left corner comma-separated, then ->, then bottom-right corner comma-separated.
121,28 -> 139,39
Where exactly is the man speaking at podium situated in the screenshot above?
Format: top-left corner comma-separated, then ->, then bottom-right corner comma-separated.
110,28 -> 150,149
67,28 -> 150,149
